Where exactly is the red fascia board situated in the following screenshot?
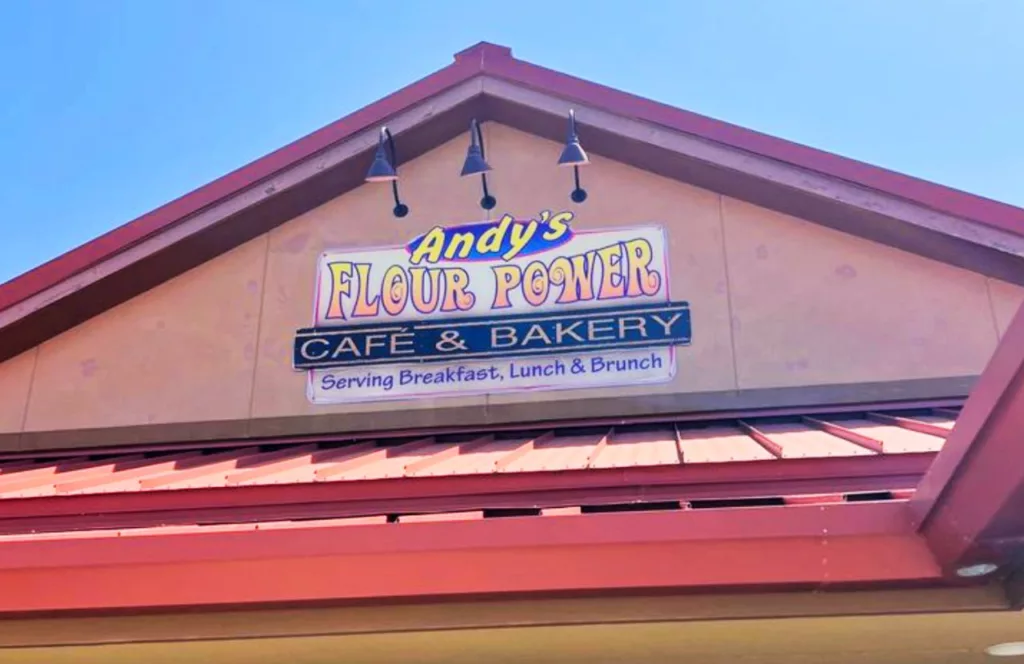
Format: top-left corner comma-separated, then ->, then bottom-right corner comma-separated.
479,52 -> 1024,235
912,305 -> 1024,566
0,501 -> 915,568
1,43 -> 1022,322
0,453 -> 935,534
0,503 -> 941,613
0,54 -> 482,313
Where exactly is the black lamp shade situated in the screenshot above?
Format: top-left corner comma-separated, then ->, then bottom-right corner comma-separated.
460,143 -> 492,177
558,109 -> 589,167
558,139 -> 589,167
365,136 -> 398,182
460,119 -> 492,177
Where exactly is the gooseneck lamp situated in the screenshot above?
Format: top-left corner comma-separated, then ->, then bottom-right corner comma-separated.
557,109 -> 589,203
365,127 -> 409,218
460,119 -> 497,211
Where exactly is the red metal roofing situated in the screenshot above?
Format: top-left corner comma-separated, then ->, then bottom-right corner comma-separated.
0,404 -> 958,539
0,408 -> 955,501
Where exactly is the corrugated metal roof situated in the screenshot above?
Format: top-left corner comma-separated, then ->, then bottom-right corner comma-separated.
0,406 -> 957,501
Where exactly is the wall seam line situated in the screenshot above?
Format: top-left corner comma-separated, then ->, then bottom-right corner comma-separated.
716,196 -> 741,391
16,346 -> 41,449
984,278 -> 1004,343
245,235 -> 273,432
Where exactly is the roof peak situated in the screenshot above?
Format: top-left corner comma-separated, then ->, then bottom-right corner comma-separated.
0,41 -> 1021,365
453,41 -> 513,65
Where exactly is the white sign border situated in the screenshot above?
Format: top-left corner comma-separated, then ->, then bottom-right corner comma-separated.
303,222 -> 677,404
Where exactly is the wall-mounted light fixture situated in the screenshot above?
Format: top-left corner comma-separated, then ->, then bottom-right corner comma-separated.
365,127 -> 409,218
558,109 -> 589,203
460,119 -> 497,211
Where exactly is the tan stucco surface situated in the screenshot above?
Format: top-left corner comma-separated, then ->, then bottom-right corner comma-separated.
723,197 -> 999,389
988,278 -> 1024,338
22,237 -> 268,433
0,349 -> 36,434
0,124 -> 1009,444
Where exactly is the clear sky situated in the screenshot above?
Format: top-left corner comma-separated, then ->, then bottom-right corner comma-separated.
0,0 -> 1021,284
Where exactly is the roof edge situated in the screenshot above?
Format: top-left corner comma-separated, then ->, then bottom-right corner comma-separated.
1,41 -> 1021,321
477,50 -> 1024,236
0,46 -> 488,313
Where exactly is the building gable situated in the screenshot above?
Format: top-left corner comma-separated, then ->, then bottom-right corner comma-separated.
0,124 -> 1019,450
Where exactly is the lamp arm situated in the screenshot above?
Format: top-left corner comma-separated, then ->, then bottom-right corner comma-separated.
474,121 -> 486,161
473,120 -> 493,204
383,128 -> 402,207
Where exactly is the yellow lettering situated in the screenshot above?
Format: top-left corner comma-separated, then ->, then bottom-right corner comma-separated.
440,268 -> 476,312
596,244 -> 626,300
623,239 -> 662,297
443,232 -> 475,260
409,267 -> 442,314
549,252 -> 596,304
477,215 -> 512,255
541,211 -> 573,241
502,221 -> 538,261
351,263 -> 380,317
491,265 -> 523,309
381,265 -> 408,316
409,227 -> 446,265
325,262 -> 353,320
523,261 -> 550,307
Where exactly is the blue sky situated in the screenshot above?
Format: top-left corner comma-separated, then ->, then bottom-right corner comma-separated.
0,0 -> 1021,284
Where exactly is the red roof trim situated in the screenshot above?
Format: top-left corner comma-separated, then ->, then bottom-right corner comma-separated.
0,502 -> 943,613
912,303 -> 1024,569
483,54 -> 1024,235
0,53 -> 481,313
0,454 -> 934,536
0,402 -> 955,535
1,41 -> 1021,319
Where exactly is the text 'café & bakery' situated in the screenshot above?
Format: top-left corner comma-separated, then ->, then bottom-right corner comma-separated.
1,42 -> 1024,663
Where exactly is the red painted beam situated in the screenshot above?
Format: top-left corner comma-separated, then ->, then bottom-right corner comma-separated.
0,502 -> 940,613
0,454 -> 935,535
912,305 -> 1024,568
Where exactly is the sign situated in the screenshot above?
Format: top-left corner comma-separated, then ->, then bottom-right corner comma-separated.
295,210 -> 691,403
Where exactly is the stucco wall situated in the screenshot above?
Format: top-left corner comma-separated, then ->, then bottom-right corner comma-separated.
0,124 -> 1018,447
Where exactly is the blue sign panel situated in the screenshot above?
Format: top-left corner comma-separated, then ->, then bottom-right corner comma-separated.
293,301 -> 691,370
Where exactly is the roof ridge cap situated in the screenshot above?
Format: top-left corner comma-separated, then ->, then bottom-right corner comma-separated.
453,41 -> 513,68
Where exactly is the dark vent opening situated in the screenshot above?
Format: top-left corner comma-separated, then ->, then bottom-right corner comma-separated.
689,496 -> 786,509
483,508 -> 542,519
845,491 -> 894,502
580,501 -> 682,514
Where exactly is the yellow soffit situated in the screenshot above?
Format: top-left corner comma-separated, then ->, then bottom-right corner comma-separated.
5,611 -> 1024,664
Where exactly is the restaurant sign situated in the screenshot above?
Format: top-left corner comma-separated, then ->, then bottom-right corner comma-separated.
293,210 -> 691,403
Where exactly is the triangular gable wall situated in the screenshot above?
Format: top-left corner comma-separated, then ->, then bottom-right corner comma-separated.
0,125 -> 1020,450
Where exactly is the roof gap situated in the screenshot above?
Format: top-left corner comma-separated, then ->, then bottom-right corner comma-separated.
580,501 -> 682,514
482,507 -> 542,518
844,491 -> 895,502
689,497 -> 786,509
